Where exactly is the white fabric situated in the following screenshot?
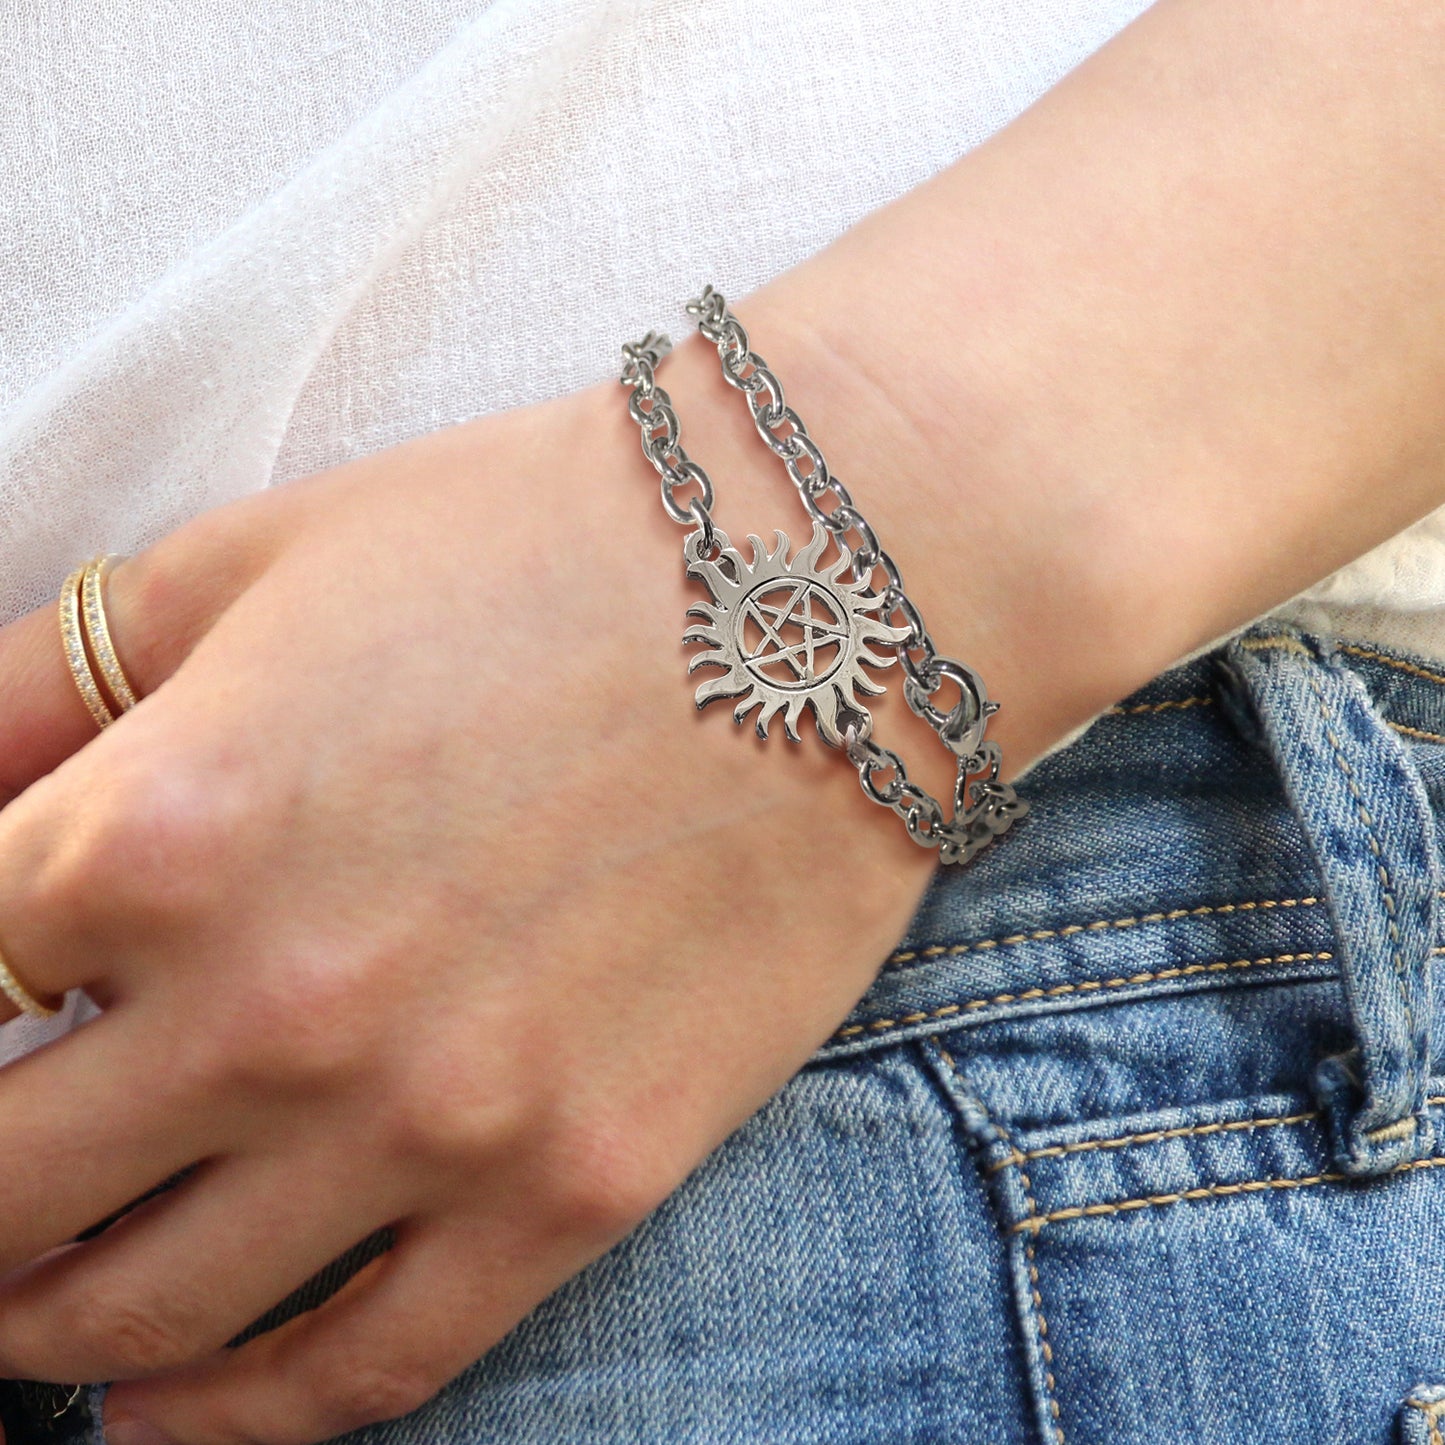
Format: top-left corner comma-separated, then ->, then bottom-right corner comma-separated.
3,0 -> 1443,1064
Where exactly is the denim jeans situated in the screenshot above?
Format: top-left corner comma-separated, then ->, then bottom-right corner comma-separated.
7,616 -> 1445,1444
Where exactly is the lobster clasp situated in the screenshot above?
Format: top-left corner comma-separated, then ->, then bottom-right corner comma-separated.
902,656 -> 998,758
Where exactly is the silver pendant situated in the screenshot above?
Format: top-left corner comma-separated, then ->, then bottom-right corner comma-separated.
682,521 -> 911,746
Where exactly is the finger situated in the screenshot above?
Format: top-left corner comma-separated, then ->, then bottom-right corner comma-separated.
0,554 -> 184,809
0,1005 -> 220,1272
0,631 -> 271,1019
0,490 -> 292,809
0,593 -> 102,808
0,707 -> 206,1019
102,1214 -> 597,1445
0,480 -> 325,1023
0,764 -> 112,1020
0,1149 -> 398,1384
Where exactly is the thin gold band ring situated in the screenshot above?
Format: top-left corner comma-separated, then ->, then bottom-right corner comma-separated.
59,561 -> 115,731
0,944 -> 61,1019
82,554 -> 140,713
59,554 -> 141,731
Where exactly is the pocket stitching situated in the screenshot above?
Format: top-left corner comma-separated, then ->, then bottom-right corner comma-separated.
937,1044 -> 1067,1445
886,895 -> 1327,968
835,950 -> 1339,1043
1013,1153 -> 1445,1235
1106,695 -> 1216,715
1340,643 -> 1445,691
987,1107 -> 1326,1172
995,1092 -> 1445,1170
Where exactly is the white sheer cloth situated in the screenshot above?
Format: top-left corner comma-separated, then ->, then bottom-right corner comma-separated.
3,0 -> 1442,1062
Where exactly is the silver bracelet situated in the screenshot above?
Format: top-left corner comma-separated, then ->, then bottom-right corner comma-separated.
619,285 -> 1026,865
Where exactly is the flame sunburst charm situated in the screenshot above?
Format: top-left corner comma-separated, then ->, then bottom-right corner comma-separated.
681,520 -> 911,746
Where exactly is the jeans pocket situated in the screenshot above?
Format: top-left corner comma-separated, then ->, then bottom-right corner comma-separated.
810,620 -> 1445,1445
924,994 -> 1445,1443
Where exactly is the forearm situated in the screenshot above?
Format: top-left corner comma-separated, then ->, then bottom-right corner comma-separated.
649,0 -> 1445,789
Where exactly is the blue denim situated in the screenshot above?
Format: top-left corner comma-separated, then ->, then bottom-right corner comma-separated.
10,616 -> 1445,1444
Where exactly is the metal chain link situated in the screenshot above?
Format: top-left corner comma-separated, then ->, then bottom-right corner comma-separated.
686,288 -> 999,738
619,332 -> 717,536
620,296 -> 1026,866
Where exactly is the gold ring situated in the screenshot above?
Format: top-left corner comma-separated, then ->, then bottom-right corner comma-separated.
0,942 -> 60,1020
81,555 -> 140,713
59,561 -> 115,732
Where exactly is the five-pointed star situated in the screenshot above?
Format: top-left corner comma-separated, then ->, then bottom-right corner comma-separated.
743,583 -> 849,682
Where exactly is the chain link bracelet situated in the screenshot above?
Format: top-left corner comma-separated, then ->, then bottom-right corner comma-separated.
619,286 -> 1026,866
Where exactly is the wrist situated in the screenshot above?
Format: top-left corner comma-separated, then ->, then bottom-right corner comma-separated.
703,267 -> 1164,786
517,375 -> 941,988
691,0 -> 1445,782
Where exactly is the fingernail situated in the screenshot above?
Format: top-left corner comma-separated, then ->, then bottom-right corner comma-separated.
105,1418 -> 177,1445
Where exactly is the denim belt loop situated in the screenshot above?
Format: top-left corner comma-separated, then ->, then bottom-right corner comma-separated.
1218,622 -> 1439,1176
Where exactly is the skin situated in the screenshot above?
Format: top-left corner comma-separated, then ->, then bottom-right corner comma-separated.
0,0 -> 1443,1440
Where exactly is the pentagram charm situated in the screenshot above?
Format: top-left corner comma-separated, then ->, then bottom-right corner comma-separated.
681,520 -> 911,746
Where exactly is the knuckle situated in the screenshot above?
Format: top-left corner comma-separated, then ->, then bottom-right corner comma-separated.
537,1113 -> 676,1240
111,510 -> 278,688
378,1042 -> 538,1171
33,756 -> 249,932
306,1360 -> 441,1434
66,1288 -> 202,1377
104,1309 -> 193,1376
112,545 -> 203,690
210,932 -> 464,1106
213,957 -> 376,1099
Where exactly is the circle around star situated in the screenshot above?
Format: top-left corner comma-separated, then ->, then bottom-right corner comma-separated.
738,579 -> 849,691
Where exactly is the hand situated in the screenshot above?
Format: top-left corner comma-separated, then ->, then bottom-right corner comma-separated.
0,357 -> 948,1443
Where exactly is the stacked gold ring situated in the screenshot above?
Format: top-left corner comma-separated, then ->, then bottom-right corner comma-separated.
59,554 -> 141,731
